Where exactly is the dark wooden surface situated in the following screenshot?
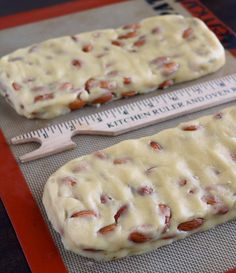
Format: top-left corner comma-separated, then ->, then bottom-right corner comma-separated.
205,0 -> 236,32
0,199 -> 30,273
0,1 -> 235,273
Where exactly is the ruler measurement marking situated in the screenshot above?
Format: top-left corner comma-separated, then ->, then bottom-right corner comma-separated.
100,112 -> 106,120
84,117 -> 89,125
94,113 -> 99,120
146,98 -> 153,107
130,105 -> 134,111
106,110 -> 112,118
227,77 -> 232,83
160,95 -> 167,104
140,102 -> 145,109
68,120 -> 73,127
115,107 -> 121,114
135,102 -> 142,111
111,111 -> 116,118
141,100 -> 147,107
43,128 -> 48,137
185,89 -> 191,97
152,97 -> 159,104
80,116 -> 86,123
71,120 -> 77,127
57,124 -> 62,133
167,93 -> 172,100
90,115 -> 95,122
96,113 -> 103,122
77,119 -> 83,126
86,115 -> 92,123
64,123 -> 69,129
179,90 -> 184,97
112,108 -> 118,113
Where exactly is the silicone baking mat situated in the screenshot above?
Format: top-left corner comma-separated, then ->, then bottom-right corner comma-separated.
0,1 -> 236,273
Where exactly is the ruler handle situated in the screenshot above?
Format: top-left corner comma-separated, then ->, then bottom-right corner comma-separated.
20,140 -> 76,163
15,123 -> 114,162
17,134 -> 76,163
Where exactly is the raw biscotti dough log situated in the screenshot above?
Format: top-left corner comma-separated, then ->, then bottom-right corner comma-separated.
0,15 -> 225,119
43,106 -> 236,261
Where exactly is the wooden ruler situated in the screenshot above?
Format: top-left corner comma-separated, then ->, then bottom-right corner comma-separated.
11,74 -> 236,163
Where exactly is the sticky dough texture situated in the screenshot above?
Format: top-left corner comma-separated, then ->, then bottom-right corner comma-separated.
0,15 -> 225,119
43,106 -> 236,260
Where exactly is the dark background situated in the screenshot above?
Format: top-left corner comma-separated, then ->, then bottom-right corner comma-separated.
0,0 -> 235,32
0,1 -> 235,273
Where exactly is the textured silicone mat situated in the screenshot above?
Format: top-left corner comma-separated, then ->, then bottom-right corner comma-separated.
0,1 -> 236,272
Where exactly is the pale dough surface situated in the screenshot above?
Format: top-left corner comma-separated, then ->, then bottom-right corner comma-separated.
0,15 -> 225,119
43,106 -> 236,260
